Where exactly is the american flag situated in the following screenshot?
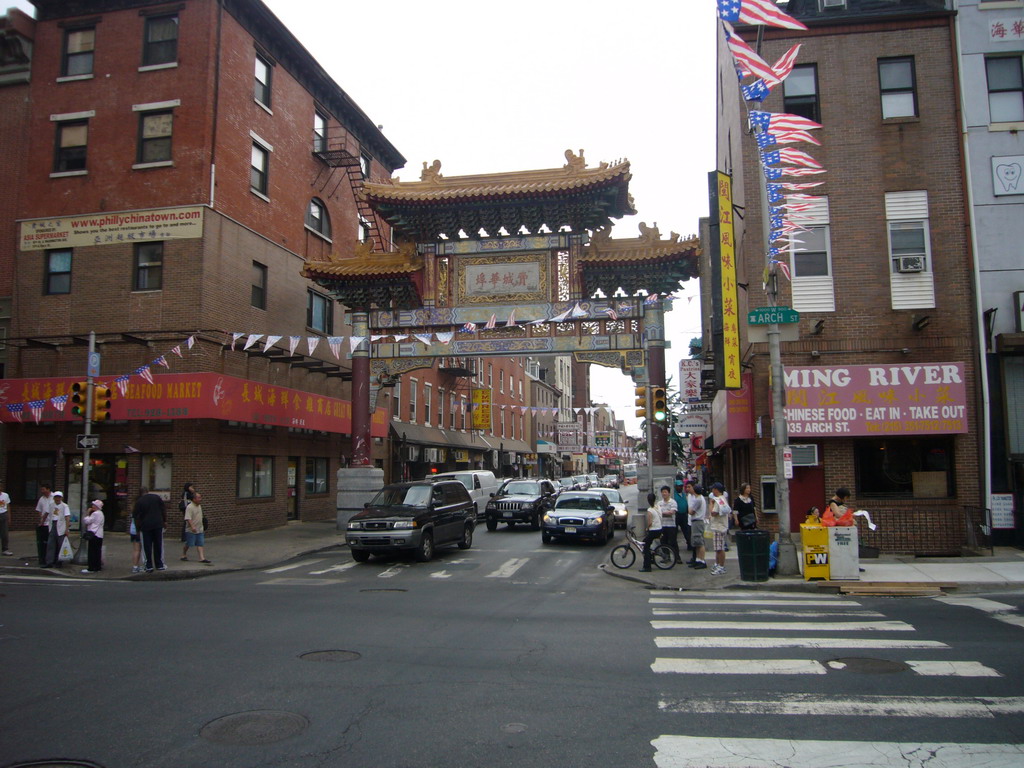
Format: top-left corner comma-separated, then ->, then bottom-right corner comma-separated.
135,365 -> 154,385
460,322 -> 477,334
115,374 -> 131,396
505,309 -> 517,328
5,403 -> 23,422
484,314 -> 497,330
771,44 -> 802,83
750,110 -> 822,133
773,128 -> 821,146
717,0 -> 807,31
741,79 -> 771,103
724,25 -> 778,85
779,147 -> 823,169
28,399 -> 45,424
781,181 -> 825,190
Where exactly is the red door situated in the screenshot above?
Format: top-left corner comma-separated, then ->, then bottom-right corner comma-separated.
788,465 -> 826,533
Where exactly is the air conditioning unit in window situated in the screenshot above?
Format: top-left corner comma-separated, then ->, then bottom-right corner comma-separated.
896,255 -> 926,273
821,0 -> 846,8
791,444 -> 819,467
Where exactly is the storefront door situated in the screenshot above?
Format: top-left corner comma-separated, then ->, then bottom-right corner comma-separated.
67,455 -> 130,531
287,457 -> 299,520
789,466 -> 826,533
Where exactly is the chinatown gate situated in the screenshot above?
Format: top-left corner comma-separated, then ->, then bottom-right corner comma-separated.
301,151 -> 699,521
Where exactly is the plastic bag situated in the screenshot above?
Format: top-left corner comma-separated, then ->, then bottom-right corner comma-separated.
58,536 -> 75,563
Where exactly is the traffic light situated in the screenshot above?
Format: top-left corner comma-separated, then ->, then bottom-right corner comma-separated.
652,387 -> 668,423
70,381 -> 89,419
634,386 -> 647,420
92,385 -> 112,422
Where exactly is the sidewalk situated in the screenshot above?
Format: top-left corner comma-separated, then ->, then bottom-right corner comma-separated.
3,523 -> 1023,591
0,521 -> 345,580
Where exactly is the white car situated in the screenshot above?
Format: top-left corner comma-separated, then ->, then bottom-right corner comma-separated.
601,487 -> 629,528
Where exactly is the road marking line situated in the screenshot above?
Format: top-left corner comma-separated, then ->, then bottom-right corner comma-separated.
936,596 -> 1024,629
308,562 -> 359,575
0,575 -> 94,585
257,577 -> 341,586
651,736 -> 1024,767
653,658 -> 825,675
378,564 -> 409,579
486,558 -> 529,578
430,571 -> 452,579
263,560 -> 323,574
660,590 -> 844,600
656,694 -> 1024,717
651,619 -> 913,631
650,597 -> 862,607
654,636 -> 948,649
652,608 -> 883,618
905,660 -> 1002,677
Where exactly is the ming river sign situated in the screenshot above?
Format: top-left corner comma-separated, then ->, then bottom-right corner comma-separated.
782,363 -> 968,437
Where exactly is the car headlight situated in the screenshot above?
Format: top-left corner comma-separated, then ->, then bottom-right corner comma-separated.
347,521 -> 363,530
543,514 -> 557,524
591,516 -> 604,526
392,520 -> 415,530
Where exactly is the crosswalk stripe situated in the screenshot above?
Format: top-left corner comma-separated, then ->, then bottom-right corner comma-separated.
656,694 -> 1024,717
650,596 -> 862,607
486,558 -> 528,578
654,635 -> 949,649
651,736 -> 1024,767
904,660 -> 1001,677
653,658 -> 825,675
651,619 -> 913,631
652,608 -> 883,618
936,596 -> 1024,630
662,590 -> 845,600
263,559 -> 323,573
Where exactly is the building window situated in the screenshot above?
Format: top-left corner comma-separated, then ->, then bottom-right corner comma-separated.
460,396 -> 467,430
392,381 -> 402,420
305,457 -> 328,494
313,111 -> 328,153
885,191 -> 931,274
450,392 -> 456,429
137,111 -> 173,163
134,242 -> 163,291
251,261 -> 267,309
45,249 -> 72,294
238,455 -> 273,498
424,383 -> 433,425
409,379 -> 418,422
358,214 -> 371,243
986,56 -> 1024,123
878,57 -> 917,119
359,151 -> 371,177
250,142 -> 269,195
783,64 -> 820,123
63,27 -> 95,76
854,437 -> 954,498
488,363 -> 493,389
142,454 -> 173,492
793,225 -> 831,277
501,408 -> 506,438
54,120 -> 88,172
306,198 -> 331,238
22,454 -> 56,503
438,388 -> 445,428
306,290 -> 333,334
254,52 -> 272,108
142,14 -> 178,67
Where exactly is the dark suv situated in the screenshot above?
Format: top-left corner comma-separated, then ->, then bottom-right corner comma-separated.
484,478 -> 558,531
346,480 -> 475,562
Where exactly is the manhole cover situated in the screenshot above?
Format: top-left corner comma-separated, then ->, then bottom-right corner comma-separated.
200,710 -> 308,745
827,657 -> 910,674
300,650 -> 361,663
501,723 -> 528,734
6,762 -> 105,768
359,588 -> 407,593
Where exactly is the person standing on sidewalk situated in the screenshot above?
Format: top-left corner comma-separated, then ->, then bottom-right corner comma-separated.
708,482 -> 732,575
35,485 -> 54,566
0,480 -> 12,556
673,477 -> 690,557
81,499 -> 104,573
181,492 -> 211,565
44,490 -> 72,568
685,481 -> 708,570
639,492 -> 663,573
132,487 -> 166,573
657,485 -> 681,565
733,483 -> 757,530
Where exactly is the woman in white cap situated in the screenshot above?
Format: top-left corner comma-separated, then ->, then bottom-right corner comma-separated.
44,490 -> 72,567
82,499 -> 105,573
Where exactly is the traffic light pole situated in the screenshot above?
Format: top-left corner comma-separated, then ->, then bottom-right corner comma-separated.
72,332 -> 95,565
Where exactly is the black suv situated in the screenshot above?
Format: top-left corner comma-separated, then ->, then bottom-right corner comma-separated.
484,478 -> 558,531
346,480 -> 475,562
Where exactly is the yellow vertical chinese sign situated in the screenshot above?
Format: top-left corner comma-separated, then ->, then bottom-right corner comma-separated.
472,388 -> 491,430
716,171 -> 741,388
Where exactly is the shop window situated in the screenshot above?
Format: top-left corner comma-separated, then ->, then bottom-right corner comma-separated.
134,242 -> 163,291
137,110 -> 173,164
142,14 -> 178,67
22,454 -> 56,503
63,27 -> 95,76
305,457 -> 328,494
854,437 -> 955,498
238,455 -> 273,498
142,454 -> 173,492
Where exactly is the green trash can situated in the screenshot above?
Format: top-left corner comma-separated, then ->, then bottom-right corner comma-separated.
736,530 -> 770,582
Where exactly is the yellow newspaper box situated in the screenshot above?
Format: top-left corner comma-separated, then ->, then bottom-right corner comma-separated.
800,523 -> 830,580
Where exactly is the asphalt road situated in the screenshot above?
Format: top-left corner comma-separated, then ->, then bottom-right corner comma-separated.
2,514 -> 1024,768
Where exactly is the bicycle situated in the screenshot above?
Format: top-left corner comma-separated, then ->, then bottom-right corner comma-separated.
610,526 -> 676,570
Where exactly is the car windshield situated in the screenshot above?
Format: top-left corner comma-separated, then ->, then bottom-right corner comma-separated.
556,496 -> 606,512
603,489 -> 622,503
574,476 -> 588,484
370,485 -> 432,508
437,474 -> 473,491
500,481 -> 540,496
558,478 -> 576,487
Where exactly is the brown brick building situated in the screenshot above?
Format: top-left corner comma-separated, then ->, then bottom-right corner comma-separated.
711,0 -> 983,554
1,0 -> 407,532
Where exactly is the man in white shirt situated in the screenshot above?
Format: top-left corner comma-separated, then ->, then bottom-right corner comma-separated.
43,490 -> 72,568
0,480 -> 11,555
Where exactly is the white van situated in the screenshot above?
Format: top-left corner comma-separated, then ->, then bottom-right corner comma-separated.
431,470 -> 499,520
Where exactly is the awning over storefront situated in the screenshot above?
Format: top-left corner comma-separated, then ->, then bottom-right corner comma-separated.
390,422 -> 493,451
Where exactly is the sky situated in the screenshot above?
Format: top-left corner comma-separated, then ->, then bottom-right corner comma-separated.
9,0 -> 716,436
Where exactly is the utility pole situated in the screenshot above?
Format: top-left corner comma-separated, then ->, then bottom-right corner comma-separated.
72,331 -> 96,566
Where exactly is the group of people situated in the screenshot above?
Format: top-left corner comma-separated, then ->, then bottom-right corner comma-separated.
805,488 -> 855,527
641,478 -> 758,576
24,481 -> 208,575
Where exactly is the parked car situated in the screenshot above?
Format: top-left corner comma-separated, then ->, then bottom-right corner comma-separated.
541,490 -> 615,545
587,473 -> 600,488
484,478 -> 558,531
601,487 -> 629,527
430,470 -> 499,520
558,476 -> 581,492
600,474 -> 620,489
346,479 -> 475,562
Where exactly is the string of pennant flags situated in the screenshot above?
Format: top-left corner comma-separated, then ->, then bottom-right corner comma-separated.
716,0 -> 826,287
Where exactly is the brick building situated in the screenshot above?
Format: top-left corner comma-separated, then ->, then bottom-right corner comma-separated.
1,0 -> 406,532
711,0 -> 983,554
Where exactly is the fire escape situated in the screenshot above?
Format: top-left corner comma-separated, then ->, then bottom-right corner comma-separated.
312,129 -> 388,254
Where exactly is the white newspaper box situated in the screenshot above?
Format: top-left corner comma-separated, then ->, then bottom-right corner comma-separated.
828,526 -> 860,580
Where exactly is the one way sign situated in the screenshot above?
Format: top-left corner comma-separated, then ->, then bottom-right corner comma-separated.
76,434 -> 99,450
